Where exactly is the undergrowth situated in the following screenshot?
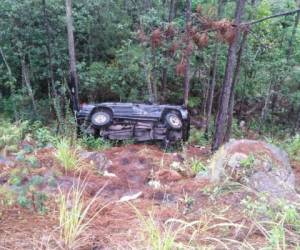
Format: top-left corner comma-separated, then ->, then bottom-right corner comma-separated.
58,179 -> 106,249
242,195 -> 300,249
0,119 -> 28,156
55,138 -> 82,172
79,135 -> 112,150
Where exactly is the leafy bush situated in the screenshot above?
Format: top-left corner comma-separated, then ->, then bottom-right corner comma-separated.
285,134 -> 300,161
0,119 -> 29,155
6,167 -> 48,213
34,126 -> 58,147
188,128 -> 209,146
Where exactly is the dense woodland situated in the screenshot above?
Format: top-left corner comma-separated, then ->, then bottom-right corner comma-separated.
1,0 -> 300,147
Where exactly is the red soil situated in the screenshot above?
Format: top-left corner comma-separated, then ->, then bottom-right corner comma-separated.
0,143 -> 298,249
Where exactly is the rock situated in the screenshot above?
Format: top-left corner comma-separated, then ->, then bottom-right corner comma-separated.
79,151 -> 112,174
103,171 -> 116,178
118,191 -> 143,202
156,169 -> 182,182
203,139 -> 296,200
148,180 -> 161,189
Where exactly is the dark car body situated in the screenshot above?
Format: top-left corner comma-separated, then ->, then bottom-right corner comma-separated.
77,102 -> 190,144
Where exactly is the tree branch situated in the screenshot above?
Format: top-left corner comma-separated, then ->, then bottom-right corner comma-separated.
246,8 -> 300,25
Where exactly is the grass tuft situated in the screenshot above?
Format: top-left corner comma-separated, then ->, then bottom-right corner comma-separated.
55,138 -> 81,172
58,178 -> 106,249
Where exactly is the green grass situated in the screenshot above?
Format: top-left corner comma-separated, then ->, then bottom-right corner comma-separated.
58,178 -> 106,249
55,138 -> 81,172
242,195 -> 300,249
131,205 -> 180,250
190,158 -> 207,175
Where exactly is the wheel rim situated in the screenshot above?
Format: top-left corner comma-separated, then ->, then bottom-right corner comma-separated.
92,112 -> 110,126
168,114 -> 182,128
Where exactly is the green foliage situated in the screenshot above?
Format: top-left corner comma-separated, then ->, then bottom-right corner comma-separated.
8,168 -> 29,186
190,158 -> 207,174
240,154 -> 255,169
6,167 -> 48,213
188,128 -> 209,146
0,0 -> 300,145
34,126 -> 58,147
0,119 -> 28,155
285,134 -> 300,161
80,135 -> 112,151
242,195 -> 300,249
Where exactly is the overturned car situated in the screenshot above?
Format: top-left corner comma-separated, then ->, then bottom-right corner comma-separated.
76,102 -> 190,145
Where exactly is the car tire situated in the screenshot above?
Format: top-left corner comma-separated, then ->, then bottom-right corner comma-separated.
91,109 -> 112,127
164,112 -> 183,130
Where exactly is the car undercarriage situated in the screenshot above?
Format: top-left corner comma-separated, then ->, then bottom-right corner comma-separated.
77,102 -> 190,146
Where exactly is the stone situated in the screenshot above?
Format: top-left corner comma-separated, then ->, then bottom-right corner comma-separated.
203,139 -> 297,200
79,151 -> 112,174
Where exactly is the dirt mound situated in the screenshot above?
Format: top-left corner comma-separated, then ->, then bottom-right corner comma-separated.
205,139 -> 297,200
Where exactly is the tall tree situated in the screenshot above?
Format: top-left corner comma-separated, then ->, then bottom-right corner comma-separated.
183,0 -> 191,107
212,0 -> 246,151
161,0 -> 177,102
65,0 -> 79,112
204,0 -> 226,136
287,0 -> 300,60
224,30 -> 248,141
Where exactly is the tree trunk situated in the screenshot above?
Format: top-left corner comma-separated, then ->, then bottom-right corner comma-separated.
161,0 -> 177,103
204,0 -> 226,136
287,0 -> 300,60
43,0 -> 65,130
65,0 -> 79,113
21,55 -> 38,116
168,0 -> 176,22
183,0 -> 191,107
224,31 -> 248,142
0,48 -> 18,120
261,80 -> 273,122
212,0 -> 246,151
143,53 -> 154,103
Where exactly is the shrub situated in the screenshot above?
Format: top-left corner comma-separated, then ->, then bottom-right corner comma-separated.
188,128 -> 209,146
0,119 -> 29,156
80,135 -> 112,151
34,127 -> 58,147
285,134 -> 300,161
7,168 -> 48,213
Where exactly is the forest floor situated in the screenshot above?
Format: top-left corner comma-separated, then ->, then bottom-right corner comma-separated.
0,141 -> 300,249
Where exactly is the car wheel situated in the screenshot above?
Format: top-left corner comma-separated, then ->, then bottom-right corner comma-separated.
164,112 -> 182,130
91,110 -> 112,127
